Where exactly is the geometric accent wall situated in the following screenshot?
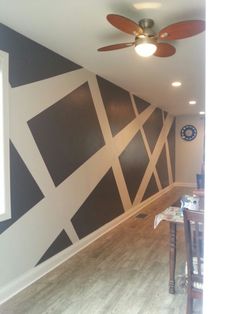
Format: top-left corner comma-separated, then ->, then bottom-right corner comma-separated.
0,23 -> 176,290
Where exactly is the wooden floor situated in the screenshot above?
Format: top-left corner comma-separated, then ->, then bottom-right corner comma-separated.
0,187 -> 201,314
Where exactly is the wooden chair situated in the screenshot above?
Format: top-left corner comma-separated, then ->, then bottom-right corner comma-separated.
183,209 -> 204,314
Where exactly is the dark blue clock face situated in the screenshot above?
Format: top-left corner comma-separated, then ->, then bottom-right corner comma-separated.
180,125 -> 197,141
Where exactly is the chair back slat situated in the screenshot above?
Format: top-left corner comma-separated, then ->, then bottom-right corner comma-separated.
195,224 -> 202,275
183,209 -> 204,313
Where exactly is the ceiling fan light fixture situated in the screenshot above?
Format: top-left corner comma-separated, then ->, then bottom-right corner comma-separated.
135,37 -> 157,57
172,81 -> 182,87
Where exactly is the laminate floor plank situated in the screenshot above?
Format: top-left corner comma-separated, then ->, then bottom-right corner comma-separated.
0,187 -> 202,314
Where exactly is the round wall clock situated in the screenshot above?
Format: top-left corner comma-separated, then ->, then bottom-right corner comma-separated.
180,125 -> 197,141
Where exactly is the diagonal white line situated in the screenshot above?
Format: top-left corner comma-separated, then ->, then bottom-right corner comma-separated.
11,68 -> 89,121
63,221 -> 80,243
88,77 -> 132,210
130,94 -> 162,191
133,114 -> 174,205
161,110 -> 173,185
89,76 -> 155,211
165,141 -> 173,184
153,171 -> 162,190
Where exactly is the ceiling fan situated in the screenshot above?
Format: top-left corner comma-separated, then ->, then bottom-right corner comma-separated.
98,14 -> 205,57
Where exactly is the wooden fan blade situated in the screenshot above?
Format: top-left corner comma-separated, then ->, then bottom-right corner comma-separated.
97,42 -> 134,52
154,43 -> 176,57
107,14 -> 143,36
159,20 -> 205,40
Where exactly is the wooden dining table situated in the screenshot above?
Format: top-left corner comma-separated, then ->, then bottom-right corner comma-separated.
154,206 -> 184,294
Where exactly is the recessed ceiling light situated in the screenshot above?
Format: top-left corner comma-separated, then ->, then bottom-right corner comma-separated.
172,81 -> 182,87
133,2 -> 162,10
199,111 -> 205,115
189,100 -> 197,105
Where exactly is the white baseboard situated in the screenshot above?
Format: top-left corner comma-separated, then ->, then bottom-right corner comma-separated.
0,184 -> 174,305
173,181 -> 196,188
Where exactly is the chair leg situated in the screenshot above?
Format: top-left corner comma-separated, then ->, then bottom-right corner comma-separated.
186,294 -> 193,314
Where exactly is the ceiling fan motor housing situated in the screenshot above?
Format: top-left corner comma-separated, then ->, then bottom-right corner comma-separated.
138,18 -> 155,36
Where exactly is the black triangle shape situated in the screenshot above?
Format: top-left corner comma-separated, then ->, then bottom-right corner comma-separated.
36,230 -> 72,265
0,23 -> 82,87
167,119 -> 176,181
133,95 -> 150,114
156,146 -> 169,189
71,168 -> 124,239
0,142 -> 44,234
142,174 -> 159,202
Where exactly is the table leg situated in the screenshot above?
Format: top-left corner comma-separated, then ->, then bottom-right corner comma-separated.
169,222 -> 177,294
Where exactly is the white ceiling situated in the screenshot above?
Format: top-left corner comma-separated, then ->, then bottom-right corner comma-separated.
0,0 -> 205,116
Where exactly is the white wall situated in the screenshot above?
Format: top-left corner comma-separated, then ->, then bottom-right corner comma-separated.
175,115 -> 205,185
